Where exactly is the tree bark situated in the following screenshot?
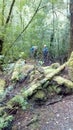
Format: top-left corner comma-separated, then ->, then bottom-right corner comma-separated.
0,0 -> 5,55
2,0 -> 5,26
70,0 -> 73,55
0,39 -> 3,55
0,0 -> 16,55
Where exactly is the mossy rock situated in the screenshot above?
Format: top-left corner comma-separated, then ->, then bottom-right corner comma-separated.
33,90 -> 46,100
11,60 -> 34,82
11,59 -> 26,81
0,79 -> 6,93
67,52 -> 73,81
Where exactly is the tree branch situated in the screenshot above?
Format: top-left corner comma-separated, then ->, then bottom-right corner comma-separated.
55,9 -> 68,18
4,0 -> 42,57
38,4 -> 48,10
5,0 -> 15,25
12,0 -> 42,44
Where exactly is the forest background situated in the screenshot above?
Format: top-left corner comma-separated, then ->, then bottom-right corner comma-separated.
0,0 -> 71,63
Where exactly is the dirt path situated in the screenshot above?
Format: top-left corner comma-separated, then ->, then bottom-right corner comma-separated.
12,94 -> 73,130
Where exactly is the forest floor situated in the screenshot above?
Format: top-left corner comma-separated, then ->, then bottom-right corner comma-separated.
1,59 -> 73,130
11,60 -> 73,130
12,94 -> 73,130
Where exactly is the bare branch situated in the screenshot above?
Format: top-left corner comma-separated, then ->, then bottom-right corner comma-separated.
5,0 -> 15,25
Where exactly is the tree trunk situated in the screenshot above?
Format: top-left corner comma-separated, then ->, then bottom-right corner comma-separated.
0,0 -> 5,55
70,0 -> 73,54
0,0 -> 16,55
2,0 -> 5,26
0,39 -> 3,54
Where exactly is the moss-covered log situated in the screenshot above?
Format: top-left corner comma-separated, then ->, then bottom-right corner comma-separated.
67,51 -> 73,81
11,61 -> 60,82
0,63 -> 66,113
53,76 -> 73,88
7,63 -> 66,106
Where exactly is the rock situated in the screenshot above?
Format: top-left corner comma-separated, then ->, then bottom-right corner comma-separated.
11,59 -> 26,81
3,63 -> 15,71
22,64 -> 34,74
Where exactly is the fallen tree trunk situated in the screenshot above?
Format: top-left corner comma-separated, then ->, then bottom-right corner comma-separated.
7,63 -> 66,106
53,76 -> 73,88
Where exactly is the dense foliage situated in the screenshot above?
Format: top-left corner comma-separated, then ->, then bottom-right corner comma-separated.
0,0 -> 70,62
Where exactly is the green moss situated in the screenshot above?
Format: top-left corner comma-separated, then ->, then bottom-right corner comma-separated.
51,63 -> 60,69
7,95 -> 28,110
67,52 -> 73,81
0,114 -> 13,129
34,90 -> 46,100
47,85 -> 61,94
0,79 -> 6,93
11,60 -> 34,82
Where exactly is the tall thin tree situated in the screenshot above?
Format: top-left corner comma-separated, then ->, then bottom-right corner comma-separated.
2,0 -> 5,26
70,0 -> 73,54
5,0 -> 15,25
0,0 -> 16,55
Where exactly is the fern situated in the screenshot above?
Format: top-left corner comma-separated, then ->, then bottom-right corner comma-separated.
0,115 -> 13,129
11,95 -> 28,110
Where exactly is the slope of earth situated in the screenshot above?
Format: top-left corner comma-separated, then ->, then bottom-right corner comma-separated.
12,95 -> 73,130
1,59 -> 73,130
